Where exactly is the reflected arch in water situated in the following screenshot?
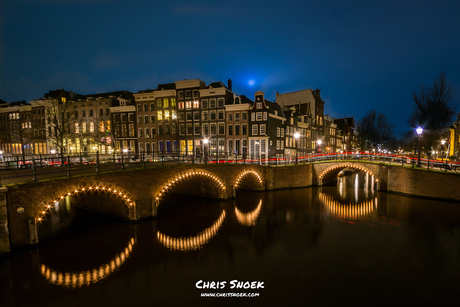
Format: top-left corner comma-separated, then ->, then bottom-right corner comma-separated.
319,163 -> 378,186
235,199 -> 263,226
154,170 -> 226,207
320,192 -> 378,220
40,237 -> 135,289
36,185 -> 135,223
234,170 -> 263,191
156,210 -> 226,251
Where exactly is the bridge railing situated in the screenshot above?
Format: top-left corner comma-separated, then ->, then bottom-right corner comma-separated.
1,151 -> 458,185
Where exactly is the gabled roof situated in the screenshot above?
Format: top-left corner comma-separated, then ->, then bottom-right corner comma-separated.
82,90 -> 134,100
238,95 -> 254,105
208,81 -> 227,89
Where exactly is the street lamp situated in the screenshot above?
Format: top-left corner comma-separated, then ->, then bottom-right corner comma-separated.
441,139 -> 446,163
416,126 -> 423,167
294,132 -> 300,164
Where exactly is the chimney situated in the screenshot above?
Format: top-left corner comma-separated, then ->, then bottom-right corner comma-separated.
228,79 -> 232,91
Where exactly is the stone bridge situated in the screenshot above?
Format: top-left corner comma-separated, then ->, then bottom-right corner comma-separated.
2,161 -> 460,254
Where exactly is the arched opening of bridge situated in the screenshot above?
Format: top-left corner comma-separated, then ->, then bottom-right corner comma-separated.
319,164 -> 377,191
233,170 -> 264,197
35,185 -> 136,246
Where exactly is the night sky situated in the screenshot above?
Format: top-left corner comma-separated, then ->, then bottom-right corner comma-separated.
1,0 -> 460,135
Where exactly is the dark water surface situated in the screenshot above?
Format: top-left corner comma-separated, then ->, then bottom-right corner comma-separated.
3,174 -> 460,306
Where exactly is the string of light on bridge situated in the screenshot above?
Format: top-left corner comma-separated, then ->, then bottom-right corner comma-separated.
40,238 -> 135,289
234,170 -> 263,189
155,170 -> 226,203
235,199 -> 263,226
36,185 -> 134,222
156,210 -> 226,251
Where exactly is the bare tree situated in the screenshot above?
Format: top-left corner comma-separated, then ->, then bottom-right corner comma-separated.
43,98 -> 80,162
408,71 -> 457,151
356,109 -> 394,150
10,112 -> 35,163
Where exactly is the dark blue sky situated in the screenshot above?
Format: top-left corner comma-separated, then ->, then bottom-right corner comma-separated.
1,0 -> 460,136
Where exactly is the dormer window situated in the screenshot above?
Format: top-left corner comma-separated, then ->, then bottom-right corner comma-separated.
61,97 -> 66,103
256,102 -> 262,109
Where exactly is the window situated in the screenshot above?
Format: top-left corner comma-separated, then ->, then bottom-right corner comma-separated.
235,124 -> 240,135
75,123 -> 79,133
185,90 -> 191,98
143,104 -> 148,112
218,110 -> 225,120
164,110 -> 170,120
157,99 -> 162,108
227,113 -> 233,121
260,124 -> 266,135
82,122 -> 87,133
178,102 -> 185,110
194,123 -> 200,135
151,127 -> 156,137
151,115 -> 155,123
281,141 -> 284,150
242,124 -> 247,135
202,123 -> 209,136
193,90 -> 199,98
276,140 -> 280,150
82,110 -> 86,117
201,99 -> 208,109
90,122 -> 94,133
256,102 -> 262,109
137,116 -> 142,124
178,91 -> 184,99
277,127 -> 280,137
234,113 -> 240,121
242,112 -> 247,120
171,98 -> 176,107
251,113 -> 255,121
210,123 -> 217,135
163,98 -> 169,108
186,123 -> 193,135
281,128 -> 284,137
218,122 -> 225,135
179,112 -> 185,121
228,125 -> 233,136
144,115 -> 149,124
193,100 -> 199,109
158,124 -> 163,135
217,98 -> 225,107
99,109 -> 103,116
75,111 -> 78,118
252,125 -> 258,135
138,128 -> 143,138
193,112 -> 200,121
150,103 -> 155,111
263,112 -> 267,120
186,112 -> 192,121
210,110 -> 216,120
256,112 -> 262,121
179,124 -> 185,136
157,111 -> 163,121
137,105 -> 142,113
129,124 -> 134,137
186,101 -> 192,109
209,99 -> 216,108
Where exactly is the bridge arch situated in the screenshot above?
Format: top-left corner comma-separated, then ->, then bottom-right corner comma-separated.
36,185 -> 135,223
154,169 -> 226,207
234,170 -> 263,190
318,163 -> 379,186
156,210 -> 226,251
39,237 -> 135,288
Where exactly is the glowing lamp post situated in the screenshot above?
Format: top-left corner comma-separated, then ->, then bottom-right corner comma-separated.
294,132 -> 300,164
317,139 -> 322,160
441,139 -> 446,163
416,127 -> 423,167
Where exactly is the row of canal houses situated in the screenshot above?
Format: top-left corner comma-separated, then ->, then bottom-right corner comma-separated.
0,78 -> 358,160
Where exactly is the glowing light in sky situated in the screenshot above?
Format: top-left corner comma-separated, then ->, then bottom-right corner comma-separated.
248,79 -> 255,86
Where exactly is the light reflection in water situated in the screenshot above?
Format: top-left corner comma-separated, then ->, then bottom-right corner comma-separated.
235,199 -> 262,226
40,238 -> 135,289
320,193 -> 378,219
157,210 -> 226,251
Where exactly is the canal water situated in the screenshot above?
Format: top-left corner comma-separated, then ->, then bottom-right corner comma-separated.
3,173 -> 460,306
